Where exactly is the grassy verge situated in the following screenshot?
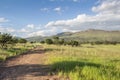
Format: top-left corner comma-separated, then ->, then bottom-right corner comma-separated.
0,43 -> 40,61
44,44 -> 120,80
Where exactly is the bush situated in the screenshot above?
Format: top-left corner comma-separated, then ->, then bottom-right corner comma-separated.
52,36 -> 60,45
40,41 -> 45,44
18,38 -> 27,43
0,33 -> 12,49
70,40 -> 79,47
45,39 -> 53,44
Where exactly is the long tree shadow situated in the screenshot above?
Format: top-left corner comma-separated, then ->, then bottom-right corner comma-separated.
51,61 -> 120,79
0,64 -> 51,80
51,61 -> 118,74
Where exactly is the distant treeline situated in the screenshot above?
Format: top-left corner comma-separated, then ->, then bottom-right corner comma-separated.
38,36 -> 120,46
85,41 -> 120,45
39,36 -> 79,47
0,33 -> 27,49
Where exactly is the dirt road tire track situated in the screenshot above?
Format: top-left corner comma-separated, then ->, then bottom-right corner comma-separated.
0,46 -> 62,80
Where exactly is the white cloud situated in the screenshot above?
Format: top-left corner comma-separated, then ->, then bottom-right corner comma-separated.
19,24 -> 36,33
27,30 -> 45,37
27,24 -> 35,29
54,7 -> 61,13
0,26 -> 15,33
45,14 -> 120,31
40,8 -> 49,12
41,6 -> 67,15
62,28 -> 79,32
72,0 -> 79,2
6,28 -> 15,33
92,0 -> 120,14
40,7 -> 63,14
44,0 -> 120,32
25,0 -> 120,37
0,18 -> 8,23
19,28 -> 29,33
27,27 -> 59,37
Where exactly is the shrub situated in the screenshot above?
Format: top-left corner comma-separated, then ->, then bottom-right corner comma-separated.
45,39 -> 53,44
40,41 -> 45,44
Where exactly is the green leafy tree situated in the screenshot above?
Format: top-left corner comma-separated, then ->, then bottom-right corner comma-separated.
0,33 -> 12,49
30,41 -> 35,44
11,37 -> 19,44
59,39 -> 65,45
40,41 -> 45,44
70,40 -> 79,47
18,38 -> 27,43
53,36 -> 59,45
45,39 -> 53,44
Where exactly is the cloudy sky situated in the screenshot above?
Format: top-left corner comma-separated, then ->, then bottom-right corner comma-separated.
0,0 -> 120,37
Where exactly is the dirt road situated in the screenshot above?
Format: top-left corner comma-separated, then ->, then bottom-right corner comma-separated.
0,46 -> 60,80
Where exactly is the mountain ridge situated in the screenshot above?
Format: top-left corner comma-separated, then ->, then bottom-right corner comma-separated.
26,29 -> 120,42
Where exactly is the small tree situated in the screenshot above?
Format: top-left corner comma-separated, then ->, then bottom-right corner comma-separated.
45,39 -> 53,44
0,33 -> 12,49
7,37 -> 18,48
11,37 -> 19,44
30,41 -> 35,44
70,40 -> 79,47
40,41 -> 45,44
53,36 -> 59,45
18,38 -> 27,47
59,39 -> 65,45
18,38 -> 27,43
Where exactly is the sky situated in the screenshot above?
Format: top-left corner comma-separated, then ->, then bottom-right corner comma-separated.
0,0 -> 120,38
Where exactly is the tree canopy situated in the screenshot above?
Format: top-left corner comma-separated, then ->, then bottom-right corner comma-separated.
0,33 -> 27,49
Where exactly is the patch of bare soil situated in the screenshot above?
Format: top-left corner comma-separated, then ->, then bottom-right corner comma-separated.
0,46 -> 65,80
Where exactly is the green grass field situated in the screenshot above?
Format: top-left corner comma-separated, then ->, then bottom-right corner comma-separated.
0,43 -> 38,61
44,44 -> 120,80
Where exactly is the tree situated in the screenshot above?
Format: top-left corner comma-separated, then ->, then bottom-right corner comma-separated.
7,37 -> 19,48
11,37 -> 19,44
18,38 -> 27,43
40,41 -> 45,44
30,41 -> 35,44
70,40 -> 79,47
0,33 -> 12,49
53,36 -> 59,45
59,39 -> 65,45
45,39 -> 53,44
53,36 -> 59,40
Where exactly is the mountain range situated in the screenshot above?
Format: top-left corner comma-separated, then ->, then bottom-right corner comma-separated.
26,29 -> 120,42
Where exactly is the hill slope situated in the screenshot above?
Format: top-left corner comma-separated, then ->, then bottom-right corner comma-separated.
26,29 -> 120,42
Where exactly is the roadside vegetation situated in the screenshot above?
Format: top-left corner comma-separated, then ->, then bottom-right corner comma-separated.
0,33 -> 37,61
44,44 -> 120,80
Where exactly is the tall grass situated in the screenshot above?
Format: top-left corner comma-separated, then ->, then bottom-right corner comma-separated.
44,44 -> 120,80
0,43 -> 39,61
